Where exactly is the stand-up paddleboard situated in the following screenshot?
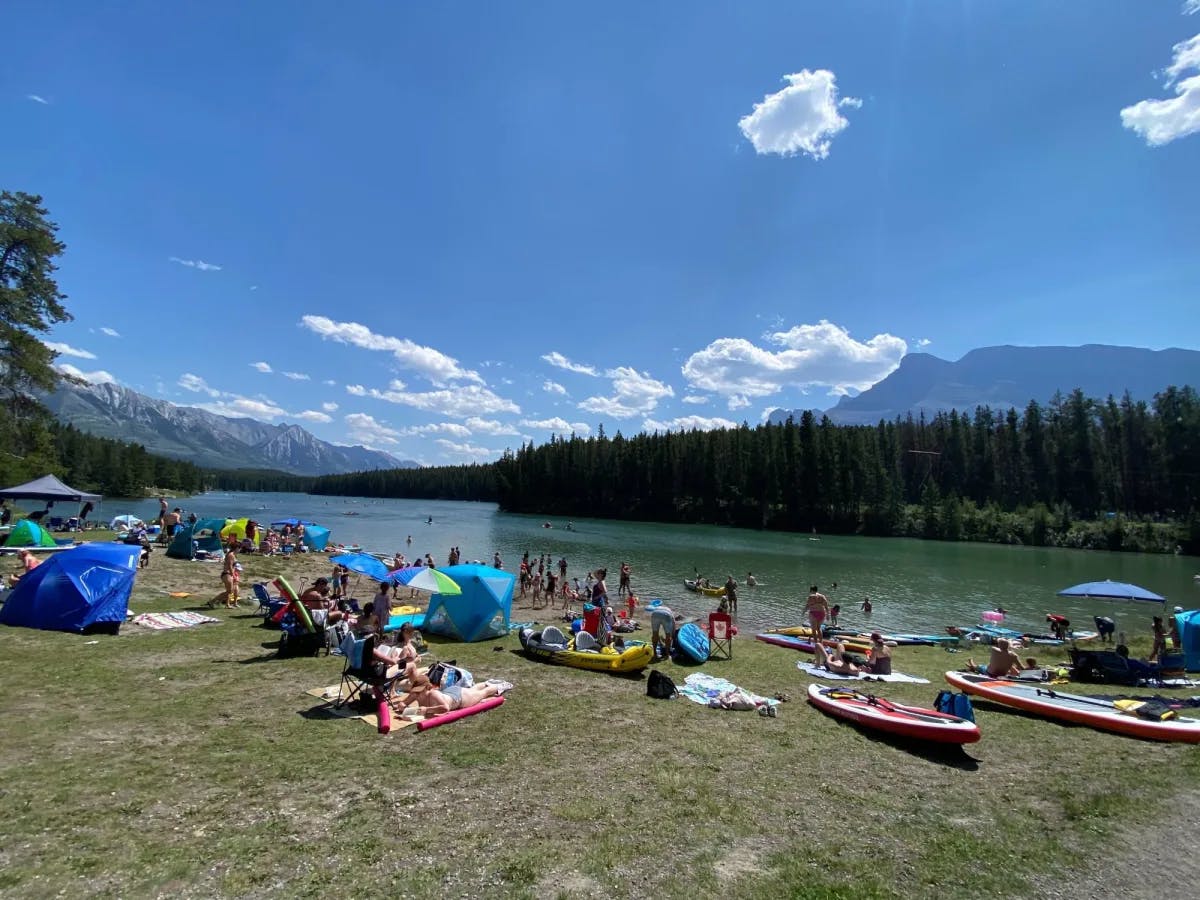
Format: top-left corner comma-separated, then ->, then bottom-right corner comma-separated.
944,671 -> 1200,743
755,633 -> 872,655
807,684 -> 980,744
675,623 -> 710,662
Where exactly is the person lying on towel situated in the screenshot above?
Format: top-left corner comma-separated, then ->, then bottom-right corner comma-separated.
393,663 -> 504,718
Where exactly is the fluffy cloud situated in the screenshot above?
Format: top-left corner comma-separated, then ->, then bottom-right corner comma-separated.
197,397 -> 288,420
682,394 -> 710,405
344,412 -> 400,446
397,422 -> 473,438
682,320 -> 906,408
99,327 -> 120,338
347,380 -> 520,418
738,69 -> 860,159
321,401 -> 339,412
543,380 -> 567,395
465,417 -> 521,436
300,315 -> 483,386
251,361 -> 273,373
1120,32 -> 1200,146
435,438 -> 496,459
282,371 -> 310,381
295,410 -> 332,423
43,341 -> 96,360
643,415 -> 738,433
27,94 -> 49,105
541,351 -> 598,376
578,367 -> 675,418
520,417 -> 592,436
178,373 -> 222,397
916,338 -> 932,348
55,363 -> 115,385
169,256 -> 222,272
1186,1 -> 1200,14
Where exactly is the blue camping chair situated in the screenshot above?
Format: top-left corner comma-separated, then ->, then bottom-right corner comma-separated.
335,634 -> 399,710
252,582 -> 281,617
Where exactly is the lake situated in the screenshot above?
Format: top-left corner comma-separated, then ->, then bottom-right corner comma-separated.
110,491 -> 1199,636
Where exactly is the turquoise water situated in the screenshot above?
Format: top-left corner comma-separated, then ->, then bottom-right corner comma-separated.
108,492 -> 1199,636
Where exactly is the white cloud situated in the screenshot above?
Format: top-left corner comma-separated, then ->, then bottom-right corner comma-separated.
178,373 -> 222,397
435,438 -> 496,459
344,412 -> 401,446
321,401 -> 339,412
281,371 -> 310,381
323,379 -> 337,386
397,422 -> 472,438
916,338 -> 932,348
99,326 -> 120,338
520,417 -> 592,436
300,315 -> 483,386
42,341 -> 96,360
27,94 -> 49,105
249,285 -> 259,292
251,361 -> 273,373
643,415 -> 738,433
1186,1 -> 1200,15
55,363 -> 115,385
543,380 -> 567,395
349,380 -> 520,418
197,397 -> 288,420
738,69 -> 860,159
294,410 -> 333,423
578,367 -> 675,418
682,319 -> 907,409
1120,33 -> 1200,146
169,256 -> 222,272
541,351 -> 598,376
682,394 -> 710,405
465,416 -> 521,436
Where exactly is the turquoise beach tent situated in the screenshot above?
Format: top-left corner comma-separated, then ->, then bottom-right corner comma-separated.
302,524 -> 330,551
3,519 -> 58,548
1178,609 -> 1200,673
166,517 -> 227,559
422,563 -> 515,642
0,542 -> 140,634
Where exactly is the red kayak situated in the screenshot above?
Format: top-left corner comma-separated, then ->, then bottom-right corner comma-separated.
807,684 -> 981,744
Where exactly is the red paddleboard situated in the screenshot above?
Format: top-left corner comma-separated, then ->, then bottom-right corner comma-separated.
807,684 -> 980,745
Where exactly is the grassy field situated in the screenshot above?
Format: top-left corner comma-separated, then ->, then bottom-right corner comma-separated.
0,546 -> 1197,899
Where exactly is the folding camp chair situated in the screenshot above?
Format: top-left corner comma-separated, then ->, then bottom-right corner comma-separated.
334,634 -> 399,710
708,612 -> 733,660
251,582 -> 280,617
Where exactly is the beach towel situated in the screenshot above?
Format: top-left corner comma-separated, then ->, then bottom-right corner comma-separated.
796,661 -> 930,684
132,611 -> 221,630
679,673 -> 779,710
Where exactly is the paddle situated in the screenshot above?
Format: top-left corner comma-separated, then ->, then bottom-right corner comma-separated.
1034,688 -> 1118,711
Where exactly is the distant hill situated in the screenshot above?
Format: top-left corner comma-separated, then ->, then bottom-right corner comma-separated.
768,344 -> 1200,426
43,381 -> 418,476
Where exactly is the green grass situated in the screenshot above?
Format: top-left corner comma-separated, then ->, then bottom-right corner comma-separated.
0,548 -> 1197,898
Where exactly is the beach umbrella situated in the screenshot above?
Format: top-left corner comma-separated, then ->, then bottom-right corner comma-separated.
109,515 -> 145,531
330,552 -> 392,582
390,565 -> 462,595
270,517 -> 315,529
1056,580 -> 1166,603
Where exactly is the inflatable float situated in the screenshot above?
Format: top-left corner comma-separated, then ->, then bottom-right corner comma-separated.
416,696 -> 505,732
519,626 -> 653,674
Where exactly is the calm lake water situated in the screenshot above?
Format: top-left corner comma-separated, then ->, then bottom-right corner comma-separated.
110,492 -> 1199,636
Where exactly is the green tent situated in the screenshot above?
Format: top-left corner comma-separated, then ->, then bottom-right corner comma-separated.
3,519 -> 58,548
166,517 -> 227,559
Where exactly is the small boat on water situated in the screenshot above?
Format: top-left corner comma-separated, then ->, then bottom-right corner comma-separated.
684,579 -> 725,597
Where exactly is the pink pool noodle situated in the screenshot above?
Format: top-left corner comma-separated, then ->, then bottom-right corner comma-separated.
416,696 -> 505,732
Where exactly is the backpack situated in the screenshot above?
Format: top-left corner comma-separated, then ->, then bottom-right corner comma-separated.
934,690 -> 975,722
647,669 -> 677,700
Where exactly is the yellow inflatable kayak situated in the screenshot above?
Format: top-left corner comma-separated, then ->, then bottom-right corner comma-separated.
518,626 -> 653,674
684,579 -> 726,597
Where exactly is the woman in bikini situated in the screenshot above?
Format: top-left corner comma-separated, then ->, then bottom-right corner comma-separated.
395,663 -> 504,717
863,632 -> 892,676
814,640 -> 860,675
219,542 -> 239,608
805,585 -> 830,638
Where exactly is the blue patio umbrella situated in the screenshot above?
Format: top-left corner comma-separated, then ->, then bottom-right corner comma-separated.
1056,580 -> 1166,603
270,518 -> 316,529
330,552 -> 392,582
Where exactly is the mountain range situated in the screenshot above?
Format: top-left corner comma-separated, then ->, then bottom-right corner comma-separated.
768,344 -> 1200,426
43,381 -> 416,476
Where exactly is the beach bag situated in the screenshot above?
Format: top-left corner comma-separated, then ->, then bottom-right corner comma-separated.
647,669 -> 677,700
934,690 -> 975,722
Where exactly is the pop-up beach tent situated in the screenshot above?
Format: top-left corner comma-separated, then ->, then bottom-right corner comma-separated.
3,519 -> 58,548
0,474 -> 101,504
302,525 -> 330,551
1178,610 -> 1200,673
166,517 -> 228,559
422,563 -> 515,642
0,542 -> 141,634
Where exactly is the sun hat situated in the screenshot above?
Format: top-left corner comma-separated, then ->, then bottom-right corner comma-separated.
870,632 -> 882,642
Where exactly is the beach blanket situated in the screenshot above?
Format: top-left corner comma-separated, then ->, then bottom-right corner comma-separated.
679,673 -> 779,710
132,611 -> 221,630
796,661 -> 930,684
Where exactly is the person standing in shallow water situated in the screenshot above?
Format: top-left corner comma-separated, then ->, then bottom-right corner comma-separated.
724,575 -> 738,618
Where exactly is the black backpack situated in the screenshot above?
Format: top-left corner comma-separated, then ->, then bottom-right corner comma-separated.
647,669 -> 677,700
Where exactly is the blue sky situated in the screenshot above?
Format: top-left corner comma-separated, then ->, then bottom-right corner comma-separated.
6,1 -> 1200,464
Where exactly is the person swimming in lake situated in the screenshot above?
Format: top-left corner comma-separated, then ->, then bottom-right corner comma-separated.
860,596 -> 872,615
746,572 -> 757,587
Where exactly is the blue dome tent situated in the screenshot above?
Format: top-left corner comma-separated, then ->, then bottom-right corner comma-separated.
166,517 -> 228,559
422,563 -> 515,642
0,542 -> 141,634
302,524 -> 330,551
1178,609 -> 1200,673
